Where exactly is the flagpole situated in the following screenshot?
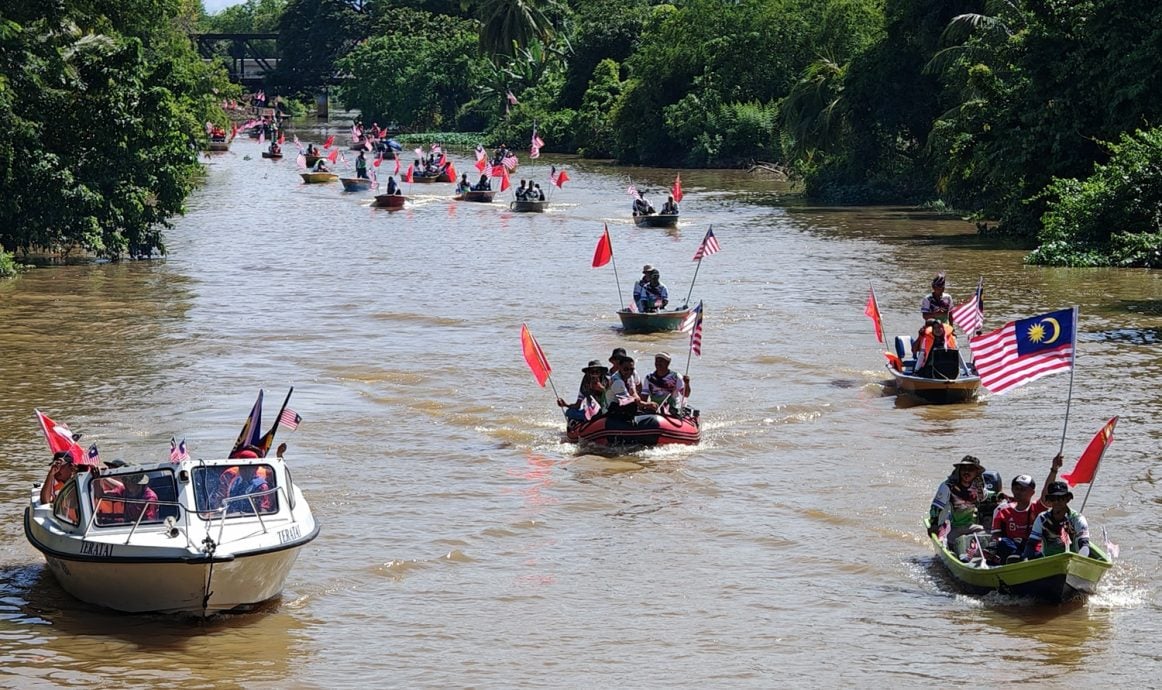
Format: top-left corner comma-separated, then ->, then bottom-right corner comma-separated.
1057,306 -> 1080,457
1078,438 -> 1112,514
545,374 -> 560,403
684,329 -> 694,377
609,230 -> 624,310
683,255 -> 704,309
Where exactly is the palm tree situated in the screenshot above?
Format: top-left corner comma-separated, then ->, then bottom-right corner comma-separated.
782,56 -> 847,159
470,0 -> 554,62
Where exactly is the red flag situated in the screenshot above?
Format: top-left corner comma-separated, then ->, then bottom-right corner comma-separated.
475,158 -> 487,172
491,163 -> 505,178
373,154 -> 382,168
35,410 -> 92,466
864,287 -> 885,344
446,162 -> 457,181
592,225 -> 613,267
229,123 -> 238,141
327,148 -> 339,164
551,167 -> 570,188
500,170 -> 510,192
394,157 -> 400,174
672,174 -> 683,203
1062,417 -> 1119,487
520,324 -> 552,387
405,164 -> 414,183
323,134 -> 335,149
277,131 -> 285,145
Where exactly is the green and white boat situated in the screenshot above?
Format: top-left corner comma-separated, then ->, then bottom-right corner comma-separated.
924,518 -> 1112,602
617,307 -> 691,334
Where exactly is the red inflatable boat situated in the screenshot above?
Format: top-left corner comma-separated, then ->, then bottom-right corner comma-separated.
566,412 -> 701,447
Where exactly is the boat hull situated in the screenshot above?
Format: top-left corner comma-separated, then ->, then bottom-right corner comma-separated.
300,172 -> 338,184
633,214 -> 679,228
340,177 -> 375,192
617,308 -> 691,334
455,191 -> 496,203
510,200 -> 548,212
207,141 -> 229,152
566,413 -> 700,447
925,521 -> 1110,602
261,151 -> 283,159
412,172 -> 452,183
372,194 -> 407,209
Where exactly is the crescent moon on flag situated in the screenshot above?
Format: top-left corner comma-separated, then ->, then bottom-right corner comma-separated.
1041,317 -> 1061,344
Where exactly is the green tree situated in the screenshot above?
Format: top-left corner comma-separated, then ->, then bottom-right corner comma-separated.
470,0 -> 556,62
270,0 -> 369,96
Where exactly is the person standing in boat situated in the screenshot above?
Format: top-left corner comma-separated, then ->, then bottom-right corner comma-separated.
1022,479 -> 1092,560
660,195 -> 679,215
920,273 -> 954,324
635,269 -> 669,313
642,352 -> 690,414
992,453 -> 1063,563
557,360 -> 610,422
386,176 -> 399,196
355,150 -> 369,180
928,456 -> 993,552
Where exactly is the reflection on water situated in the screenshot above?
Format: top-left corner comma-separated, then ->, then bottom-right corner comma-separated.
0,131 -> 1160,685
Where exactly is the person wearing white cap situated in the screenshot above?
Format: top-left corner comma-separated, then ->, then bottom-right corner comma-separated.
992,453 -> 1063,563
642,352 -> 690,414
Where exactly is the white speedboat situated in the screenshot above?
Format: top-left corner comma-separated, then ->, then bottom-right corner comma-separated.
24,455 -> 318,616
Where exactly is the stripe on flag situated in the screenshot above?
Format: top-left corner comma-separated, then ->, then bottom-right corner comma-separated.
279,408 -> 302,430
692,227 -> 720,261
951,277 -> 985,339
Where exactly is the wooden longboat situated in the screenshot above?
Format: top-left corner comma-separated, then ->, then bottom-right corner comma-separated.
633,214 -> 679,228
372,194 -> 407,209
300,172 -> 338,184
454,190 -> 497,203
616,308 -> 691,334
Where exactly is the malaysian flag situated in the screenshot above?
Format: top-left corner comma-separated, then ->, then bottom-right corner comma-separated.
475,144 -> 485,161
627,184 -> 640,199
582,396 -> 601,420
502,154 -> 519,170
692,227 -> 720,261
951,276 -> 985,339
413,146 -> 424,162
278,407 -> 302,430
970,307 -> 1076,394
170,436 -> 190,463
681,301 -> 705,356
87,443 -> 101,466
530,130 -> 544,159
431,143 -> 442,155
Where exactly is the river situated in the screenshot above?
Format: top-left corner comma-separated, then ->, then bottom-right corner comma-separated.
1,130 -> 1160,688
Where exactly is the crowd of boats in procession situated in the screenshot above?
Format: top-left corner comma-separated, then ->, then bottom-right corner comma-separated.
19,110 -> 1118,617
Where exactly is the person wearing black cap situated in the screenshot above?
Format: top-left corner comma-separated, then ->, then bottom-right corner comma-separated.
928,455 -> 992,552
1022,475 -> 1092,560
920,272 -> 954,324
991,453 -> 1063,563
557,360 -> 610,422
40,451 -> 78,504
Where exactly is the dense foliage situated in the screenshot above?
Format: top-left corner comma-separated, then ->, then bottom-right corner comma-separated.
0,0 -> 233,264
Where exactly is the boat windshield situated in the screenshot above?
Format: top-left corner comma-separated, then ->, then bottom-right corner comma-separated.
90,468 -> 178,527
192,465 -> 279,517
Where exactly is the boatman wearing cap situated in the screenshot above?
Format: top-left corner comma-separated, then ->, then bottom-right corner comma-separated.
1022,477 -> 1092,560
642,352 -> 690,414
928,455 -> 994,552
920,272 -> 954,324
635,268 -> 669,313
991,453 -> 1063,563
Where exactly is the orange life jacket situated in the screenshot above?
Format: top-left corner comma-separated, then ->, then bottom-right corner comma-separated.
918,322 -> 958,355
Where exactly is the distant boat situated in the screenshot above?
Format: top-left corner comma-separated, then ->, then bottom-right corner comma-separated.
887,337 -> 981,404
207,139 -> 229,153
510,199 -> 548,213
339,177 -> 375,192
617,307 -> 692,334
412,170 -> 453,184
454,190 -> 496,203
372,194 -> 407,209
300,172 -> 338,184
633,213 -> 679,228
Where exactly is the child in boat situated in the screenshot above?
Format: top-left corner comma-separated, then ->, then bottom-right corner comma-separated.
1022,479 -> 1092,560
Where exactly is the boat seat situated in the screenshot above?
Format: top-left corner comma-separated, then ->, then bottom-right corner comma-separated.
894,335 -> 911,362
915,348 -> 960,380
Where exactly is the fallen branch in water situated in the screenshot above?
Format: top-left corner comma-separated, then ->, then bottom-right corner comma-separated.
747,161 -> 790,180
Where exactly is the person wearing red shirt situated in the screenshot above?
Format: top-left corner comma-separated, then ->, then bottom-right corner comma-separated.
991,453 -> 1063,563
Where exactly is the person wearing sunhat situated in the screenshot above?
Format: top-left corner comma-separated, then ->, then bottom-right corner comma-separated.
928,455 -> 993,551
1022,477 -> 1092,560
642,352 -> 691,415
920,272 -> 954,324
557,360 -> 611,422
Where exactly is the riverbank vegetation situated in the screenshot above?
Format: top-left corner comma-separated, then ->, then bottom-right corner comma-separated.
0,0 -> 234,269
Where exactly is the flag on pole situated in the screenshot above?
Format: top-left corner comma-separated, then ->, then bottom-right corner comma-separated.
447,162 -> 458,182
170,437 -> 190,463
1062,416 -> 1118,486
502,154 -> 519,171
970,307 -> 1076,394
582,396 -> 601,420
405,164 -> 414,183
475,144 -> 486,161
951,277 -> 985,339
692,227 -> 720,261
680,301 -> 705,355
475,158 -> 487,172
230,391 -> 265,457
530,130 -> 544,159
278,408 -> 302,430
672,174 -> 683,203
520,324 -> 552,387
35,410 -> 90,466
296,153 -> 307,170
87,443 -> 101,466
864,286 -> 885,344
500,169 -> 511,192
323,134 -> 335,149
550,166 -> 569,188
258,130 -> 265,145
277,131 -> 285,145
592,225 -> 613,267
327,148 -> 339,164
627,185 -> 640,199
394,156 -> 401,175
